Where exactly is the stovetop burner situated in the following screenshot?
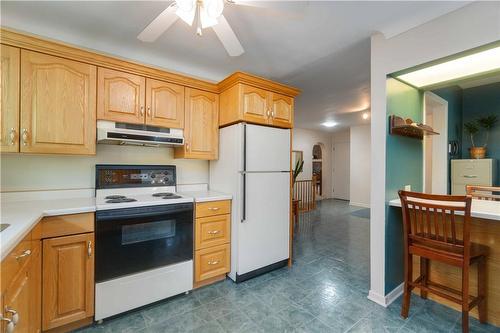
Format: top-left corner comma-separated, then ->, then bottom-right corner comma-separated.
105,198 -> 138,203
152,192 -> 174,197
105,195 -> 127,200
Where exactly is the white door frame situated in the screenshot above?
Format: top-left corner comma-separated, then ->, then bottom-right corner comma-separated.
423,91 -> 448,194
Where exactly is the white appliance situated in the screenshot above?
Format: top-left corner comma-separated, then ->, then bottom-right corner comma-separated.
94,165 -> 194,321
451,159 -> 497,195
97,120 -> 184,147
210,123 -> 290,282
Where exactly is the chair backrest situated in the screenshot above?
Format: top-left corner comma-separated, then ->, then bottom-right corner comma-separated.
398,191 -> 472,257
466,185 -> 500,201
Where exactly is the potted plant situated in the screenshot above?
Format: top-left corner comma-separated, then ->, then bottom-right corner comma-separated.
464,115 -> 498,159
292,158 -> 304,184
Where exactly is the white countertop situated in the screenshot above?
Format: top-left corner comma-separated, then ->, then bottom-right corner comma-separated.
389,198 -> 500,221
1,196 -> 96,261
0,189 -> 231,261
178,190 -> 232,203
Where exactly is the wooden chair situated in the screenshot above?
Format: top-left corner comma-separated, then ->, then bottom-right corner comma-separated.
466,185 -> 500,201
398,191 -> 488,333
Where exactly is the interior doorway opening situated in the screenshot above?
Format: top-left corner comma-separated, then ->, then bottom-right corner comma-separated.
423,91 -> 449,194
312,144 -> 323,198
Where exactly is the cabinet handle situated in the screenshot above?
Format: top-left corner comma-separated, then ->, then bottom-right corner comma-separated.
87,241 -> 92,257
266,110 -> 270,118
463,175 -> 478,178
140,106 -> 145,116
208,207 -> 220,211
186,142 -> 190,151
9,128 -> 16,146
271,110 -> 275,118
21,129 -> 28,146
147,106 -> 151,117
15,249 -> 31,260
207,260 -> 219,265
5,308 -> 18,325
0,316 -> 14,333
207,230 -> 220,235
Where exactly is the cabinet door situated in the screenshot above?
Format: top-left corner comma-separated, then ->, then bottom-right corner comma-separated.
42,233 -> 94,330
0,45 -> 20,153
145,78 -> 184,128
270,93 -> 293,128
97,67 -> 145,124
20,50 -> 96,154
241,85 -> 270,125
176,88 -> 219,160
2,241 -> 40,333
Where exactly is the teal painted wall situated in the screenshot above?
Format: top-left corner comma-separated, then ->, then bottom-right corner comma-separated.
385,78 -> 423,293
462,82 -> 500,181
432,86 -> 463,193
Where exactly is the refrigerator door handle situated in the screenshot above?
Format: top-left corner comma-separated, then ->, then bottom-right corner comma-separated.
242,172 -> 246,222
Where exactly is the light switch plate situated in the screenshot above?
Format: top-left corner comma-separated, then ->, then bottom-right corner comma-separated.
404,185 -> 411,191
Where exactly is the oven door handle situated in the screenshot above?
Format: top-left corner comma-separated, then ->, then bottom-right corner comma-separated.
96,205 -> 193,221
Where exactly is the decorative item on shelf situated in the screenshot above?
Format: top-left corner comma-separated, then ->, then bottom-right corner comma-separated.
464,114 -> 498,159
389,115 -> 439,140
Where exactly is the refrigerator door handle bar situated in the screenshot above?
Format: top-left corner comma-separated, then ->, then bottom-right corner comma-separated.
242,124 -> 247,223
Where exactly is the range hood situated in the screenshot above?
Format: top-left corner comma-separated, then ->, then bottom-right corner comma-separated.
97,120 -> 184,147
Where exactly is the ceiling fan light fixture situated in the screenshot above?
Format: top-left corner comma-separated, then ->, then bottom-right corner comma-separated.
176,6 -> 196,26
205,0 -> 224,18
176,0 -> 195,12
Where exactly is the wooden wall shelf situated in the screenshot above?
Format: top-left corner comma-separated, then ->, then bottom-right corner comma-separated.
389,115 -> 439,140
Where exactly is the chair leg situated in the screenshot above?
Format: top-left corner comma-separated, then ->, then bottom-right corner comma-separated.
462,264 -> 470,333
401,253 -> 413,319
477,256 -> 487,324
420,258 -> 428,299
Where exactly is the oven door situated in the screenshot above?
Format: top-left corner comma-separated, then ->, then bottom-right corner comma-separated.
95,203 -> 193,282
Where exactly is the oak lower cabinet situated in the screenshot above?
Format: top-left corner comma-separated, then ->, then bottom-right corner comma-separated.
194,200 -> 231,288
175,88 -> 219,160
20,50 -> 97,155
42,232 -> 94,331
0,45 -> 20,153
1,229 -> 41,333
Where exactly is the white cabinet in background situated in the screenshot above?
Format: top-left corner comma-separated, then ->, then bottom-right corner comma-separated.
451,159 -> 497,195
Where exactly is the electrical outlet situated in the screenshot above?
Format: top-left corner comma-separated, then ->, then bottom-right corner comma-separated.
404,185 -> 411,191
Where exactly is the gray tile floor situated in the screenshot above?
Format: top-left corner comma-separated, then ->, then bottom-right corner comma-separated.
77,199 -> 499,333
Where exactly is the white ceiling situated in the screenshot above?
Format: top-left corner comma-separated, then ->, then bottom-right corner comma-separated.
1,1 -> 470,132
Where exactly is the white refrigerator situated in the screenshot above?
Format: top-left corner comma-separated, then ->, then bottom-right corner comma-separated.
210,123 -> 291,282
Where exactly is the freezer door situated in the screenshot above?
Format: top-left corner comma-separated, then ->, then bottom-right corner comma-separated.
245,124 -> 290,172
237,172 -> 290,275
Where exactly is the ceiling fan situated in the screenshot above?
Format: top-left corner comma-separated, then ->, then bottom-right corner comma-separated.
138,0 -> 263,57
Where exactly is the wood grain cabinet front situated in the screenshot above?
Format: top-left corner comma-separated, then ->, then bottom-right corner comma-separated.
145,78 -> 184,128
42,233 -> 94,331
195,214 -> 230,250
0,45 -> 20,153
20,50 -> 97,155
195,243 -> 230,283
174,88 -> 219,160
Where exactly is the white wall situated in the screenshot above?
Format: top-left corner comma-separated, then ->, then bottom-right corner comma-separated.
350,125 -> 371,208
292,128 -> 333,199
0,145 -> 208,192
369,2 -> 500,305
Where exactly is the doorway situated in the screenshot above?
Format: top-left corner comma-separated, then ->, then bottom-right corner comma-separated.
423,91 -> 448,194
332,142 -> 350,200
312,144 -> 323,198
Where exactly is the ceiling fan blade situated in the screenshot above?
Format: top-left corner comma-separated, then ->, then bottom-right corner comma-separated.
212,15 -> 244,57
138,4 -> 179,42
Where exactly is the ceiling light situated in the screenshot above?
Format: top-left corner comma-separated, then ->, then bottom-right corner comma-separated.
322,121 -> 337,128
175,0 -> 224,35
362,112 -> 370,120
396,46 -> 500,88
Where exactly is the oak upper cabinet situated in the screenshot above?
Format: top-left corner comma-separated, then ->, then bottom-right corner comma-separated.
97,67 -> 145,124
42,233 -> 94,331
0,45 -> 20,153
270,92 -> 293,128
175,88 -> 219,160
241,85 -> 270,124
218,73 -> 299,129
145,78 -> 184,128
20,50 -> 97,154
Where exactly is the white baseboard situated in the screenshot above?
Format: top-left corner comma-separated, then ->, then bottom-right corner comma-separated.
367,283 -> 404,307
349,201 -> 370,208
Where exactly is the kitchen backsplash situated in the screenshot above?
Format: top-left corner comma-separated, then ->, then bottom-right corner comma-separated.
0,144 -> 209,192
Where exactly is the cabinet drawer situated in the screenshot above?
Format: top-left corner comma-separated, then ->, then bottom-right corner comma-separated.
41,213 -> 94,239
1,233 -> 32,293
195,244 -> 230,282
452,160 -> 492,185
195,215 -> 230,250
195,200 -> 231,218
